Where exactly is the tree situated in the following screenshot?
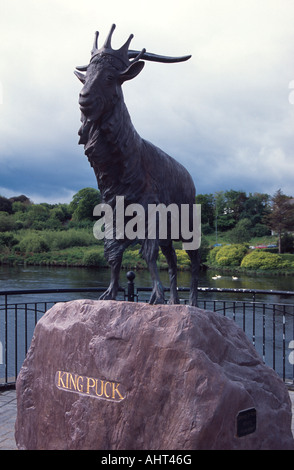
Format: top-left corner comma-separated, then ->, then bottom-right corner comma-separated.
241,192 -> 271,227
195,193 -> 215,233
69,188 -> 101,222
0,212 -> 16,231
214,191 -> 235,231
0,196 -> 12,214
24,204 -> 50,229
223,189 -> 247,223
265,189 -> 294,253
227,218 -> 252,244
281,233 -> 294,254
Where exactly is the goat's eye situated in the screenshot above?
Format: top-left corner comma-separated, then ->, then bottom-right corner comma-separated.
106,75 -> 114,81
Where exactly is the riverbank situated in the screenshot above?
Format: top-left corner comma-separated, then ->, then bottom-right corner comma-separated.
0,245 -> 193,271
1,228 -> 294,275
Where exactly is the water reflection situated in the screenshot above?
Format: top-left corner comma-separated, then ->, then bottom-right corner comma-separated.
1,264 -> 294,292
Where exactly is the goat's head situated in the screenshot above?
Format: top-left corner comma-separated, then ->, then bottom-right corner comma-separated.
75,24 -> 191,123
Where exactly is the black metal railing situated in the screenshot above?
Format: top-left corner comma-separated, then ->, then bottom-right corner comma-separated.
1,272 -> 294,390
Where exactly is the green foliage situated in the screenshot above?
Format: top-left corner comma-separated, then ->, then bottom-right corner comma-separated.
208,244 -> 248,267
241,251 -> 293,270
122,249 -> 146,269
227,219 -> 252,244
19,233 -> 49,253
44,229 -> 96,250
0,233 -> 18,252
0,196 -> 12,214
175,249 -> 191,269
69,188 -> 101,221
195,194 -> 215,228
0,212 -> 16,232
82,248 -> 106,267
207,246 -> 222,265
281,233 -> 294,254
199,236 -> 210,262
250,223 -> 271,237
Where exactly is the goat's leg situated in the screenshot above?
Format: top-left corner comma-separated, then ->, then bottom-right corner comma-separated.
141,240 -> 165,304
148,260 -> 165,304
160,243 -> 180,304
99,254 -> 122,300
186,249 -> 200,307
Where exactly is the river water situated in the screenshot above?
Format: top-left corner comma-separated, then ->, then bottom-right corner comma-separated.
0,265 -> 294,383
0,264 -> 294,292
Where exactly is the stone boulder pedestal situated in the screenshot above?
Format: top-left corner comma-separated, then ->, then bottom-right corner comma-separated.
15,300 -> 294,450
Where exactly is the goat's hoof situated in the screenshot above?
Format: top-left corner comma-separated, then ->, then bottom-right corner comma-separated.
99,290 -> 115,301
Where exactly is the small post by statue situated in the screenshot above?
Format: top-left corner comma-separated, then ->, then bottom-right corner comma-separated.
126,271 -> 136,302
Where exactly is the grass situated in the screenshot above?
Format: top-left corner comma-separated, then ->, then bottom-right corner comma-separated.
0,228 -> 292,274
205,233 -> 277,247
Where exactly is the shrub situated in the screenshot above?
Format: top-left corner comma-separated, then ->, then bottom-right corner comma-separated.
208,244 -> 247,267
45,229 -> 96,250
207,246 -> 222,265
0,233 -> 18,250
82,249 -> 106,267
227,219 -> 251,244
122,249 -> 145,269
19,234 -> 49,253
0,212 -> 16,232
215,244 -> 248,266
241,251 -> 292,270
175,249 -> 191,269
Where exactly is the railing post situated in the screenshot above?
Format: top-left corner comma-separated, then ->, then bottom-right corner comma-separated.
126,271 -> 136,302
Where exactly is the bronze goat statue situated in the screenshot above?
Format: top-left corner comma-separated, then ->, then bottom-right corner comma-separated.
75,24 -> 200,305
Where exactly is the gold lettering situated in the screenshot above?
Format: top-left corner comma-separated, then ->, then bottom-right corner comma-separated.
77,375 -> 84,392
86,377 -> 96,394
104,381 -> 111,398
55,371 -> 125,402
69,373 -> 77,390
57,371 -> 66,388
95,379 -> 104,397
112,382 -> 124,400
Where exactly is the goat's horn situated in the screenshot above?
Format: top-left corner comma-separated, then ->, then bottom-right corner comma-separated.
91,31 -> 99,57
74,70 -> 86,83
76,65 -> 88,72
129,48 -> 146,63
103,23 -> 116,49
128,50 -> 191,63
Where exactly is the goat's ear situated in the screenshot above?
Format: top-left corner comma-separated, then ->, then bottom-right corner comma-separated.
119,61 -> 145,83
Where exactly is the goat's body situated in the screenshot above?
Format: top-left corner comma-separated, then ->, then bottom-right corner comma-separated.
76,26 -> 199,305
83,97 -> 195,209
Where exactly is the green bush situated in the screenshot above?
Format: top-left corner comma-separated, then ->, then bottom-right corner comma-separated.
175,249 -> 191,269
44,229 -> 96,250
121,249 -> 145,269
207,246 -> 222,265
82,249 -> 106,267
0,233 -> 18,250
19,234 -> 49,253
208,244 -> 247,267
241,250 -> 292,270
0,212 -> 16,232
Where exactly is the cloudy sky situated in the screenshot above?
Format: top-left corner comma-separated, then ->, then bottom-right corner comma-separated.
1,0 -> 294,203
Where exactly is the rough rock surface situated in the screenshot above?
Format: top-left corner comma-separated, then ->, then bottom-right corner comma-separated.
15,300 -> 294,450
